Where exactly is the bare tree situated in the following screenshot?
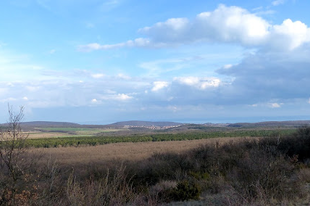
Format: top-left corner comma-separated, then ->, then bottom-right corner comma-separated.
0,105 -> 30,205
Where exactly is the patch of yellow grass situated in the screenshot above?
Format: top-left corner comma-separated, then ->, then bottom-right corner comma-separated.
27,132 -> 71,139
27,129 -> 127,139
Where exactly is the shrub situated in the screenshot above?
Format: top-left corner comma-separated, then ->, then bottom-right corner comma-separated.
169,180 -> 201,202
228,147 -> 302,203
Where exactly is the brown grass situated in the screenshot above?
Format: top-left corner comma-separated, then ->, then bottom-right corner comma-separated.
26,129 -> 126,139
30,137 -> 253,166
27,132 -> 71,139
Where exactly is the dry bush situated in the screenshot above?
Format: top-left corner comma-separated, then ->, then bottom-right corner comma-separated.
296,168 -> 310,183
149,180 -> 177,203
65,164 -> 138,206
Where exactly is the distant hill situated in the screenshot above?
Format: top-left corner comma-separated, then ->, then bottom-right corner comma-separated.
227,120 -> 310,128
20,121 -> 80,127
107,120 -> 184,127
2,120 -> 310,131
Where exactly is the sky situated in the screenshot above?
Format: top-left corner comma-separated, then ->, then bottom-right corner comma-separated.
1,0 -> 310,124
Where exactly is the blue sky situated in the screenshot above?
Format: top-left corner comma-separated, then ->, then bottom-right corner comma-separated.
1,0 -> 310,124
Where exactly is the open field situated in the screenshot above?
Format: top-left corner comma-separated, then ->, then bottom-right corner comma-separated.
27,128 -> 128,139
31,137 -> 250,165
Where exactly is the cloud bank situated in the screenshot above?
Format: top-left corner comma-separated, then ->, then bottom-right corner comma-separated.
79,4 -> 310,52
75,4 -> 310,108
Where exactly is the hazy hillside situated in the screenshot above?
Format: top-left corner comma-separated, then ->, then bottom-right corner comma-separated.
21,121 -> 80,127
3,120 -> 310,133
106,120 -> 184,127
228,120 -> 310,128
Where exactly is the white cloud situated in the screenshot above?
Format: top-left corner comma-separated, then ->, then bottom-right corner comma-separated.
269,19 -> 310,50
140,18 -> 189,43
269,103 -> 282,108
91,73 -> 105,79
152,81 -> 169,92
140,4 -> 271,46
193,5 -> 270,45
174,77 -> 221,90
78,38 -> 153,52
116,93 -> 132,100
223,64 -> 233,69
100,93 -> 133,101
79,4 -> 310,53
79,5 -> 271,51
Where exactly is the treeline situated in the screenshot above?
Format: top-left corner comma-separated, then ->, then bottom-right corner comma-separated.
25,129 -> 296,148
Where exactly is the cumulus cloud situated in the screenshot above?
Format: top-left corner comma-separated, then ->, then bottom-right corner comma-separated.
268,19 -> 310,50
174,77 -> 221,90
141,5 -> 270,46
78,5 -> 269,50
78,4 -> 310,52
116,93 -> 132,100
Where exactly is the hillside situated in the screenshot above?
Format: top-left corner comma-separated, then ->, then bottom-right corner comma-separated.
106,120 -> 184,127
227,120 -> 310,128
2,120 -> 309,133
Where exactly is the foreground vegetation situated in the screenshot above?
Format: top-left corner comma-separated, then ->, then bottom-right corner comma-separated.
1,126 -> 310,205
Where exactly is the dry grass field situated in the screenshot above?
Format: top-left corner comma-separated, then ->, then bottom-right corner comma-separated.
31,137 -> 252,165
27,132 -> 72,139
26,128 -> 127,139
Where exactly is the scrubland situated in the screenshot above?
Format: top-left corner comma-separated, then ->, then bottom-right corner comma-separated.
33,137 -> 250,164
1,126 -> 310,205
